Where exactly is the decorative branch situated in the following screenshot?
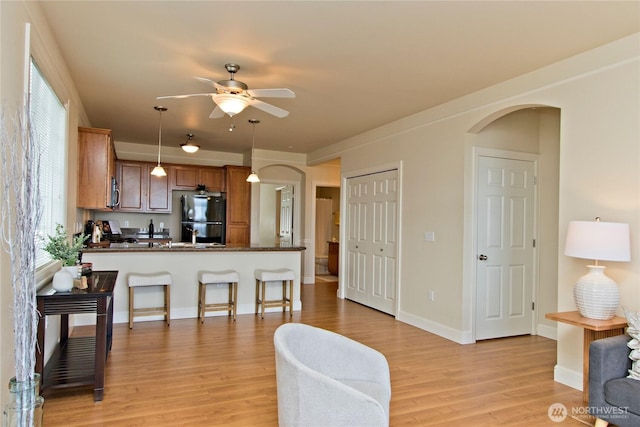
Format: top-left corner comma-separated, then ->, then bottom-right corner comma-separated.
0,101 -> 42,385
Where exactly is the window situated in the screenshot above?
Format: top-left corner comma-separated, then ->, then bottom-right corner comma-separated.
29,58 -> 67,268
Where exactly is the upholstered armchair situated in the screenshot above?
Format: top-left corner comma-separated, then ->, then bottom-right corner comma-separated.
589,334 -> 640,427
273,323 -> 391,427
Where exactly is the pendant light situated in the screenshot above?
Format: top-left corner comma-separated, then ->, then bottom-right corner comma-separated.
150,106 -> 167,177
181,133 -> 199,153
246,118 -> 260,183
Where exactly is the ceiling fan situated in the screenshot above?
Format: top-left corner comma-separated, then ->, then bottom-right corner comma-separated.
157,63 -> 295,119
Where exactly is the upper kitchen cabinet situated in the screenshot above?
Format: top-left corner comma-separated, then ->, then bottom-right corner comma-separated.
173,166 -> 224,192
77,127 -> 118,210
224,165 -> 251,244
117,160 -> 172,213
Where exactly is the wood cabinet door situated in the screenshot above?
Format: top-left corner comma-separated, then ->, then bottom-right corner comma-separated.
173,166 -> 198,189
224,166 -> 251,244
147,165 -> 171,212
199,168 -> 223,192
77,127 -> 113,210
118,162 -> 144,211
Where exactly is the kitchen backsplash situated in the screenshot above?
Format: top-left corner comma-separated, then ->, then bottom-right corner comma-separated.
92,190 -> 193,241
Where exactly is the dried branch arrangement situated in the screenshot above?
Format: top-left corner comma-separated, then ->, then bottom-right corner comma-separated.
0,102 -> 42,385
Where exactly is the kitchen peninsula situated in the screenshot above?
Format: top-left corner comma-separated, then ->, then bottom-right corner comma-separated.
80,244 -> 305,326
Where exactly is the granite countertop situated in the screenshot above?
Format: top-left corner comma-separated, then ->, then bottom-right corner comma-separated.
82,242 -> 306,253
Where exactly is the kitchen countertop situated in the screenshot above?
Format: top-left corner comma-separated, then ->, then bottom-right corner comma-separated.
82,242 -> 306,253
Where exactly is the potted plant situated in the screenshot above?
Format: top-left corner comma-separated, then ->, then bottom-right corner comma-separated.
44,224 -> 86,291
44,223 -> 85,267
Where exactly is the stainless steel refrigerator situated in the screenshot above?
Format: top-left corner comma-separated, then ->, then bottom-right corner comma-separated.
181,194 -> 226,243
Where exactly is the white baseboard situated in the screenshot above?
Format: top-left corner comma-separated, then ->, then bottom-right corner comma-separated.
553,364 -> 582,391
397,310 -> 474,344
537,323 -> 557,340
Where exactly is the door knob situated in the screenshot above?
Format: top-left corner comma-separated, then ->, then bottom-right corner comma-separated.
478,254 -> 488,261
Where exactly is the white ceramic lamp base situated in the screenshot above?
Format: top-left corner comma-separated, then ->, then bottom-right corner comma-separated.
573,265 -> 619,320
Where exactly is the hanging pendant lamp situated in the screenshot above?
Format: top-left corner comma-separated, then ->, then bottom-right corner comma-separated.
151,106 -> 168,176
181,133 -> 199,153
246,118 -> 260,183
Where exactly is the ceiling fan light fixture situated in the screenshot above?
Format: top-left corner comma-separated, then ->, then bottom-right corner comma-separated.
214,93 -> 250,117
181,133 -> 200,153
151,106 -> 168,177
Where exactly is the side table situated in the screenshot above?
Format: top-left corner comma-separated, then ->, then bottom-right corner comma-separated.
36,270 -> 118,401
545,311 -> 627,402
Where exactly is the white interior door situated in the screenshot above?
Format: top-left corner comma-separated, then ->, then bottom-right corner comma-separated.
476,156 -> 535,340
345,169 -> 398,315
279,185 -> 293,244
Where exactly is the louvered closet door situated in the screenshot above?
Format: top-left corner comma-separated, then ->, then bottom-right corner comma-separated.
345,169 -> 398,315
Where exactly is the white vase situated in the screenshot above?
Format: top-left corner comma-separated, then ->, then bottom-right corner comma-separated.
52,269 -> 73,292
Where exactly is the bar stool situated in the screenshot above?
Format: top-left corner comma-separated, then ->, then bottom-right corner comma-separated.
198,270 -> 239,322
127,272 -> 172,329
255,268 -> 295,319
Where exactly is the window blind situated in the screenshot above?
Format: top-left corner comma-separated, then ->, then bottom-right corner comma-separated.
29,58 -> 67,268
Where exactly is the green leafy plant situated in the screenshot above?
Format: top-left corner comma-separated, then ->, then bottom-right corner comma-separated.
44,223 -> 86,266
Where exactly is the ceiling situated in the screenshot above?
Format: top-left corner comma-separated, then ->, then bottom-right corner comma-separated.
38,1 -> 639,157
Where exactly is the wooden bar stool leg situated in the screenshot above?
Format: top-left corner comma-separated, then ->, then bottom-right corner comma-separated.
232,282 -> 238,320
281,280 -> 286,313
165,284 -> 170,326
198,282 -> 204,323
261,281 -> 266,319
289,279 -> 293,317
227,283 -> 233,317
255,278 -> 260,315
129,287 -> 134,329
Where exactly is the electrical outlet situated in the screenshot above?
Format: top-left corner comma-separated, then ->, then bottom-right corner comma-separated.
124,221 -> 129,227
424,231 -> 435,242
217,283 -> 224,288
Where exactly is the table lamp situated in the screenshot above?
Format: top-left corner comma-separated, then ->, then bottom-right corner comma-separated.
564,218 -> 630,320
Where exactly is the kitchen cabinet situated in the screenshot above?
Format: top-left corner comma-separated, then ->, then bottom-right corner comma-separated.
118,162 -> 143,211
224,166 -> 251,244
117,161 -> 171,213
77,127 -> 118,210
173,166 -> 224,192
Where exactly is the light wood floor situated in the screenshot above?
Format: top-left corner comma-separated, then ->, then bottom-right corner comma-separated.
43,281 -> 592,426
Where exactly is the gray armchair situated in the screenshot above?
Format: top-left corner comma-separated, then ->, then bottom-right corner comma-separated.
273,323 -> 391,427
589,334 -> 640,427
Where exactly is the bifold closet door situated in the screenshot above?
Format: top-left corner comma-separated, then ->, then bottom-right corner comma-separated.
345,169 -> 398,315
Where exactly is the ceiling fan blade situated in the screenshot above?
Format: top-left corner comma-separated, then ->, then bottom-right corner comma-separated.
194,76 -> 225,90
209,106 -> 225,119
247,88 -> 295,98
156,93 -> 215,99
249,99 -> 289,118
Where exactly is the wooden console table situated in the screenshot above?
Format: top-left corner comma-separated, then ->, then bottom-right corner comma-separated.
36,270 -> 118,401
545,311 -> 627,402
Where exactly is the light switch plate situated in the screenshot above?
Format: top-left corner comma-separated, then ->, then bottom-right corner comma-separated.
424,231 -> 435,242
